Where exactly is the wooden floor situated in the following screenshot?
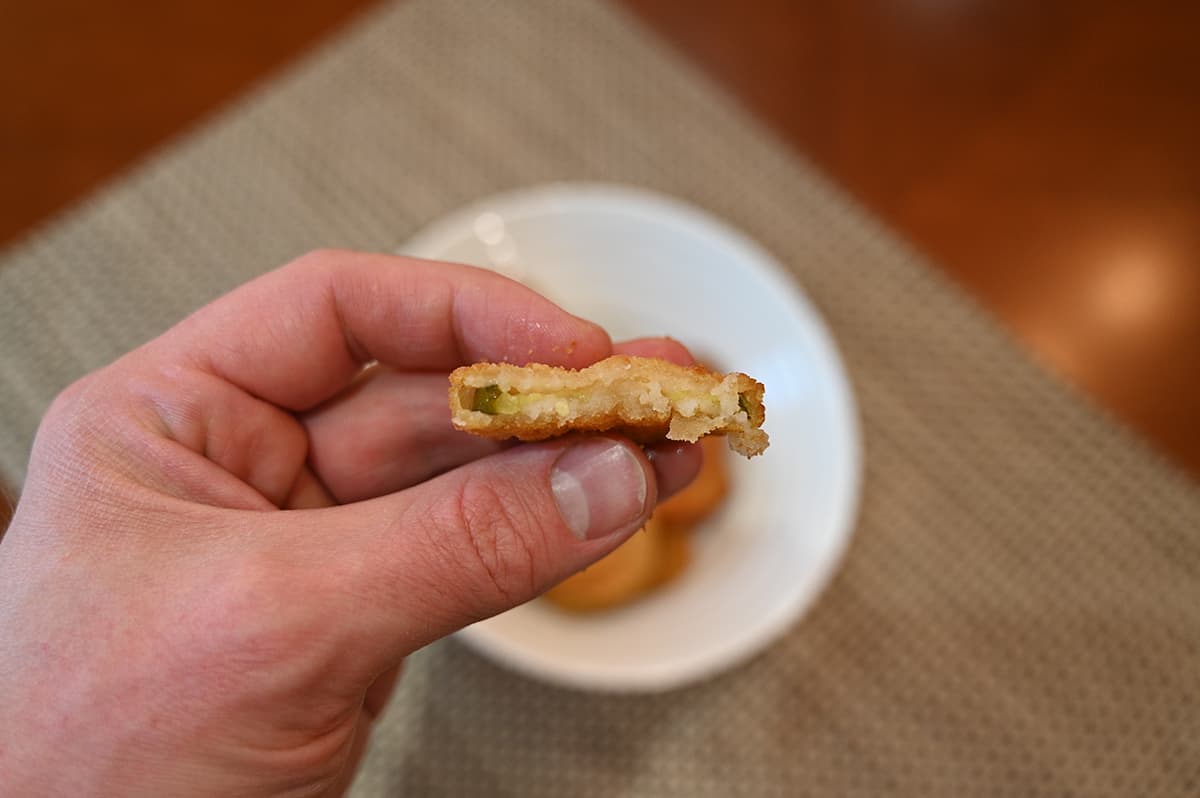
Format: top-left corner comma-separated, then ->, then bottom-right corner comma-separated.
624,0 -> 1200,479
1,1 -> 1197,524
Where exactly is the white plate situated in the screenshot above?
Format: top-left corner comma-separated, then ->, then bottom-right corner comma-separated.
402,183 -> 861,692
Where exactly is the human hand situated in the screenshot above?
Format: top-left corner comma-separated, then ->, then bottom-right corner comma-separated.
0,250 -> 700,796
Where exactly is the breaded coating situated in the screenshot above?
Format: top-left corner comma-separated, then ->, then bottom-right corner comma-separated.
448,355 -> 768,457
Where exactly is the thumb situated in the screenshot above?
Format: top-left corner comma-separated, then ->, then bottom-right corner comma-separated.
317,436 -> 656,657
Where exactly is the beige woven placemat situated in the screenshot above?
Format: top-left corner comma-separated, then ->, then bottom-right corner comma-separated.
2,1 -> 1198,794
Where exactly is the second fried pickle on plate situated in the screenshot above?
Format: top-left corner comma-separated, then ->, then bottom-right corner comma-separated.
543,517 -> 670,612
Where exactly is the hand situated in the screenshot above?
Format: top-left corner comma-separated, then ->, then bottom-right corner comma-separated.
0,250 -> 700,796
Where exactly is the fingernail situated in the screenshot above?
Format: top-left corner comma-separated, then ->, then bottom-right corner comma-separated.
551,438 -> 648,540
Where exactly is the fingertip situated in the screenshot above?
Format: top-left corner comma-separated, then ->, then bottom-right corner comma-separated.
644,440 -> 704,502
552,312 -> 614,369
551,436 -> 651,541
613,337 -> 695,366
472,272 -> 613,368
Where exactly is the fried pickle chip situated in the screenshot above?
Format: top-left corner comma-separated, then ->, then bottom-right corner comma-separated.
543,518 -> 668,612
448,355 -> 768,457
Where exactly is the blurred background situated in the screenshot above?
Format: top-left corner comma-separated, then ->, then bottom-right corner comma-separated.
1,0 -> 1197,528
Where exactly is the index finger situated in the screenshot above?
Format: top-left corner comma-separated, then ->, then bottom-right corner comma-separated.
152,249 -> 613,411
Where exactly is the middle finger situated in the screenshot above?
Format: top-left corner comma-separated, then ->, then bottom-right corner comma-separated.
302,366 -> 502,503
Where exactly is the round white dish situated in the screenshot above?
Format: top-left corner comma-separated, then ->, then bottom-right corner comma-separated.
402,183 -> 861,692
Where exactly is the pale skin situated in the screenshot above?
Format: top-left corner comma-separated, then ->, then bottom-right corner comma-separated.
0,250 -> 700,796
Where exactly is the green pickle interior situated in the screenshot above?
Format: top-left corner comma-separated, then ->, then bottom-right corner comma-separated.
473,382 -> 755,420
472,385 -> 504,414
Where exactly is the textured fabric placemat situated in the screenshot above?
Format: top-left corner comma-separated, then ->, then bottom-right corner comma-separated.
2,1 -> 1198,795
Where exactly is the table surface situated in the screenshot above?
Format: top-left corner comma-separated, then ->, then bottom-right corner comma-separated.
1,0 -> 1197,531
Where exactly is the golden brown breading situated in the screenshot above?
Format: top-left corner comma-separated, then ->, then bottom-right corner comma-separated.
448,355 -> 768,457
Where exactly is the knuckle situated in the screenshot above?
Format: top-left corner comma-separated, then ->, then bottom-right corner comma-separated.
38,365 -> 158,467
444,478 -> 544,608
39,374 -> 115,461
44,373 -> 97,425
290,247 -> 349,273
